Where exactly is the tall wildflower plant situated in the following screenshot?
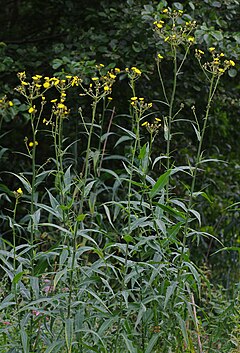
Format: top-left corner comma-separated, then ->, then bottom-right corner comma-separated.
0,4 -> 238,353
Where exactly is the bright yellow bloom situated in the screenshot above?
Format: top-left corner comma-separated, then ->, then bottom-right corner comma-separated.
139,98 -> 144,101
115,68 -> 120,73
17,188 -> 23,195
162,8 -> 168,13
155,117 -> 161,122
109,73 -> 116,79
107,97 -> 113,100
29,141 -> 38,147
21,81 -> 28,86
209,47 -> 215,52
156,23 -> 163,29
104,85 -> 110,91
66,75 -> 72,79
51,99 -> 57,103
131,67 -> 141,75
220,53 -> 225,57
188,36 -> 195,43
218,68 -> 224,73
131,97 -> 138,101
57,103 -> 66,109
198,50 -> 204,55
158,54 -> 164,60
8,101 -> 14,107
43,82 -> 51,89
229,60 -> 235,66
92,77 -> 99,81
142,121 -> 148,126
28,107 -> 35,114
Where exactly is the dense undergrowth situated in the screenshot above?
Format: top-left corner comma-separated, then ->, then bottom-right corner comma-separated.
0,4 -> 239,353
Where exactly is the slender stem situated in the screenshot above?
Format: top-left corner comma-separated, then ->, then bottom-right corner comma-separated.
67,220 -> 79,318
166,46 -> 177,199
157,61 -> 169,105
79,99 -> 98,214
182,74 -> 219,249
98,107 -> 115,175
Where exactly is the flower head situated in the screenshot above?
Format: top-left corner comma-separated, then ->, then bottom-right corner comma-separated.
17,188 -> 23,195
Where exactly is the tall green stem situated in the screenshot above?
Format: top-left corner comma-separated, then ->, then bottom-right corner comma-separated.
182,74 -> 220,249
79,99 -> 98,214
166,46 -> 177,199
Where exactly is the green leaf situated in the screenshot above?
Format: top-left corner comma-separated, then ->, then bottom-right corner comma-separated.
45,341 -> 65,353
65,318 -> 73,353
76,213 -> 86,222
164,281 -> 178,309
8,172 -> 32,193
12,271 -> 24,284
54,268 -> 67,290
20,328 -> 29,353
121,333 -> 137,353
149,170 -> 171,198
175,313 -> 189,346
145,334 -> 160,353
123,234 -> 134,243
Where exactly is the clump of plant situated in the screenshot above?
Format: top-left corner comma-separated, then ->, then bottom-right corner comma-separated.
0,4 -> 238,353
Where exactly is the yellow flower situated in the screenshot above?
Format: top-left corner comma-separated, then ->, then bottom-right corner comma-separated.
156,23 -> 163,29
51,99 -> 57,103
229,60 -> 235,66
17,188 -> 23,195
92,77 -> 99,81
107,97 -> 113,101
104,85 -> 110,91
188,36 -> 195,43
109,73 -> 116,79
43,82 -> 51,89
115,68 -> 120,73
21,81 -> 28,86
29,141 -> 38,147
28,107 -> 35,114
131,67 -> 141,75
155,117 -> 161,122
162,8 -> 168,13
218,68 -> 225,73
57,103 -> 66,109
8,101 -> 14,107
141,121 -> 148,126
139,98 -> 144,101
158,54 -> 164,60
164,36 -> 169,42
220,53 -> 225,57
131,97 -> 138,101
66,75 -> 72,79
198,49 -> 204,55
209,47 -> 215,52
